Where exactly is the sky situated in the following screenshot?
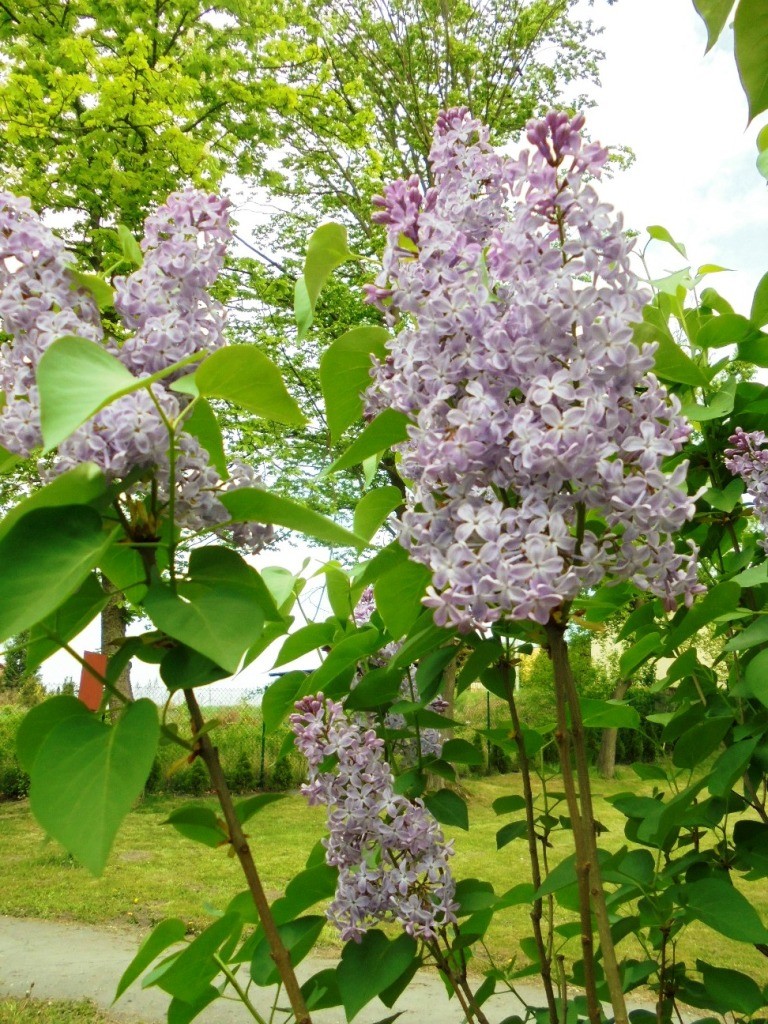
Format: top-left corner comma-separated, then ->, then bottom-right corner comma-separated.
39,0 -> 768,696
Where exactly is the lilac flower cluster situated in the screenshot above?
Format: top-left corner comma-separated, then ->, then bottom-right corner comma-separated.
290,694 -> 458,943
365,109 -> 701,630
725,428 -> 768,551
0,190 -> 271,552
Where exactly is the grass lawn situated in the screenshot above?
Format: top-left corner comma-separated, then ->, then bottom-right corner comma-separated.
0,998 -> 147,1023
0,770 -> 766,984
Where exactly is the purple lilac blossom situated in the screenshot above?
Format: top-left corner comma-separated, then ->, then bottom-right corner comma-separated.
725,428 -> 768,551
365,109 -> 701,631
0,189 -> 270,552
290,694 -> 458,943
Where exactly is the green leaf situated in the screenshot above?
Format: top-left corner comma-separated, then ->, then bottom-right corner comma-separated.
633,320 -> 709,387
685,877 -> 768,942
271,864 -> 339,925
672,716 -> 732,769
115,918 -> 186,1000
328,409 -> 410,473
750,271 -> 768,327
194,345 -> 305,426
274,622 -> 336,668
737,330 -> 768,366
221,488 -> 366,549
724,614 -> 768,650
0,445 -> 19,474
0,505 -> 118,643
496,820 -> 528,849
16,696 -> 89,773
666,582 -> 741,652
743,647 -> 768,706
250,916 -> 325,986
337,930 -> 417,1020
650,268 -> 696,296
732,561 -> 768,586
647,225 -> 687,258
0,463 -> 106,541
68,268 -> 114,310
320,326 -> 391,442
160,645 -> 229,690
734,0 -> 768,121
323,565 -> 353,621
29,699 -> 159,875
154,914 -> 239,1000
167,988 -> 219,1024
345,667 -> 402,710
700,478 -> 744,512
353,486 -> 402,541
37,336 -> 138,450
424,788 -> 469,830
26,572 -> 110,670
697,314 -> 761,349
116,224 -> 143,267
492,795 -> 527,815
692,0 -> 736,50
295,223 -> 355,340
308,628 -> 383,694
708,737 -> 760,797
441,738 -> 484,766
758,147 -> 768,179
579,698 -> 640,730
374,560 -> 431,639
234,792 -> 286,825
182,399 -> 228,477
144,580 -> 265,676
619,633 -> 660,677
456,638 -> 503,695
164,805 -> 227,848
262,671 -> 306,732
697,961 -> 766,1016
536,852 -> 578,898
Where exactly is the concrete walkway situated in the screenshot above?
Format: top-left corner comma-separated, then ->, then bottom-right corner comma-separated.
0,916 -> 541,1022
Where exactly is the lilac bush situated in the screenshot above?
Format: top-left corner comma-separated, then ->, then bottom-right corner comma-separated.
0,189 -> 271,551
365,109 -> 701,631
290,694 -> 458,942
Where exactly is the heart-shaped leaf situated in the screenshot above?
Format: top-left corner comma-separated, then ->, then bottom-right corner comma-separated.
29,699 -> 159,875
0,505 -> 118,643
194,345 -> 305,426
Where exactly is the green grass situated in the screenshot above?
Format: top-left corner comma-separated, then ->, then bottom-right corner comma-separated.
0,998 -> 147,1023
1,771 -> 766,984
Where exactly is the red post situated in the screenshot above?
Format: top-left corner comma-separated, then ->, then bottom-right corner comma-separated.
78,651 -> 107,711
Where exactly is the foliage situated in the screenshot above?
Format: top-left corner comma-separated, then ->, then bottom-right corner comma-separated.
3,9 -> 768,1024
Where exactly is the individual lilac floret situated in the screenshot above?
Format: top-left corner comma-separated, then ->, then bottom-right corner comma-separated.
726,428 -> 768,552
365,108 -> 702,630
290,694 -> 458,943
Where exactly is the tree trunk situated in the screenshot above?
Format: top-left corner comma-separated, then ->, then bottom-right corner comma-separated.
597,678 -> 630,779
101,577 -> 133,713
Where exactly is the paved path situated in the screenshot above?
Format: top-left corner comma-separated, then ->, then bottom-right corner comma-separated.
0,916 -> 541,1022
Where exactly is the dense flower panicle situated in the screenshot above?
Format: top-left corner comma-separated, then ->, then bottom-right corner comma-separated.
114,192 -> 231,377
726,428 -> 768,551
0,189 -> 270,552
0,191 -> 103,452
290,694 -> 458,943
366,108 -> 701,630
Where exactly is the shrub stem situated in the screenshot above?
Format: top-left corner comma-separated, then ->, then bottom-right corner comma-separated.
184,688 -> 312,1024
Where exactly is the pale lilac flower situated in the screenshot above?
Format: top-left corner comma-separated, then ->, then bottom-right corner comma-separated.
365,109 -> 701,631
726,428 -> 768,552
291,694 -> 458,943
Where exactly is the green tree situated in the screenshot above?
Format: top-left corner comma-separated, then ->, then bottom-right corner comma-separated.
0,0 -> 297,257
